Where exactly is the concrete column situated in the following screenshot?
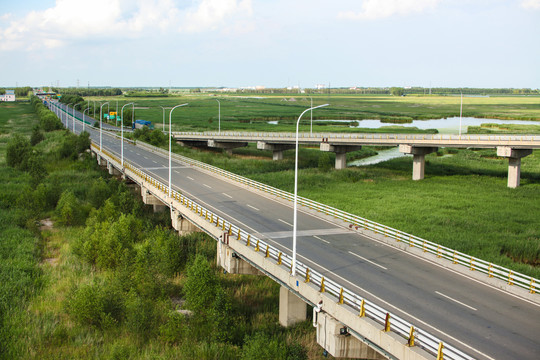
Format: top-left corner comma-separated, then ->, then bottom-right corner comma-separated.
96,154 -> 107,166
399,145 -> 438,181
216,241 -> 260,275
208,140 -> 248,154
141,187 -> 167,211
107,161 -> 121,176
171,209 -> 201,235
497,147 -> 533,188
257,142 -> 295,161
316,312 -> 385,359
279,286 -> 307,327
320,143 -> 362,170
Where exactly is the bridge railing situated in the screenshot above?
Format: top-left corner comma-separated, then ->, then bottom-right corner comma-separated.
172,131 -> 540,143
135,141 -> 538,295
92,141 -> 475,360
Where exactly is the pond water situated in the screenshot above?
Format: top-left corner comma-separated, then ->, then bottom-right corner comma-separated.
268,117 -> 540,134
319,117 -> 540,134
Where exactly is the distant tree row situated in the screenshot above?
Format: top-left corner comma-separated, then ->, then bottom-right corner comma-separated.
0,86 -> 33,97
51,87 -> 123,97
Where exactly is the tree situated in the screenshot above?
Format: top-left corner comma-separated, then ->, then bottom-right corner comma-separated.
183,255 -> 218,316
28,154 -> 48,187
390,87 -> 404,96
6,134 -> 31,170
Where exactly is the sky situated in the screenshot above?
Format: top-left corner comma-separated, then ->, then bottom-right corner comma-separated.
0,0 -> 539,89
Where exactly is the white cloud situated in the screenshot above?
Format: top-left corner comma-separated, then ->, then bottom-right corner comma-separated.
521,0 -> 540,10
180,0 -> 252,33
338,0 -> 441,20
0,0 -> 252,51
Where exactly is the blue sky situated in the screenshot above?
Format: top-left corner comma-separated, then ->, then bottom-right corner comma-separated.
1,0 -> 539,89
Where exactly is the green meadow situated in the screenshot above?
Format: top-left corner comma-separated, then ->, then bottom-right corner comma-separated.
84,94 -> 540,133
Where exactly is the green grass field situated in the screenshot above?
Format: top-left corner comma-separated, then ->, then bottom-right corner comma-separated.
85,94 -> 540,133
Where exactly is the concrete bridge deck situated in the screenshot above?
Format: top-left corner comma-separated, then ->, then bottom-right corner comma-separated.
173,131 -> 540,187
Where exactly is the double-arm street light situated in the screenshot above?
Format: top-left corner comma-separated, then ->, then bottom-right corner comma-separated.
99,102 -> 109,151
291,103 -> 329,276
120,102 -> 134,167
169,103 -> 189,197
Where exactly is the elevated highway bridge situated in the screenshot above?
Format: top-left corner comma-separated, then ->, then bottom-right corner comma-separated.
172,131 -> 540,188
46,99 -> 540,360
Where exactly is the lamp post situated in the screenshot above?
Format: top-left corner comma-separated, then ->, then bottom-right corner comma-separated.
459,92 -> 463,137
67,103 -> 74,131
121,102 -> 134,167
215,99 -> 221,134
291,103 -> 329,276
308,96 -> 313,136
83,107 -> 90,133
169,103 -> 188,197
99,102 -> 109,151
73,104 -> 80,132
159,106 -> 167,131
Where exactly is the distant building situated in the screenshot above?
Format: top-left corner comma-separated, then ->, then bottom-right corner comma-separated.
1,90 -> 15,102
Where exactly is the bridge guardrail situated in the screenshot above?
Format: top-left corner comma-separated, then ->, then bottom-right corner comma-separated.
172,130 -> 540,144
91,142 -> 475,360
136,141 -> 538,295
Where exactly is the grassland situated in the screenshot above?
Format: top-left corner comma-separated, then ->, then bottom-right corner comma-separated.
0,101 -> 324,359
86,94 -> 540,133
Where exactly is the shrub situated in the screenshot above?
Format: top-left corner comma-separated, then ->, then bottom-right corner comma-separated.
27,154 -> 48,187
184,255 -> 218,316
66,281 -> 124,329
6,134 -> 31,170
88,177 -> 112,209
318,152 -> 332,172
30,126 -> 44,146
55,190 -> 85,226
124,293 -> 158,342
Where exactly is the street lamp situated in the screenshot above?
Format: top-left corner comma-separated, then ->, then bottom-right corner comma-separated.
67,103 -> 74,131
291,103 -> 329,276
215,99 -> 221,134
83,107 -> 90,133
308,96 -> 313,136
459,92 -> 463,137
159,106 -> 167,132
121,102 -> 134,167
73,104 -> 80,132
169,103 -> 188,197
99,102 -> 109,151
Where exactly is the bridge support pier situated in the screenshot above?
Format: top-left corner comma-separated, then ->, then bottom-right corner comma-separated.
208,140 -> 248,155
399,145 -> 438,180
316,312 -> 385,359
217,240 -> 260,275
257,141 -> 295,161
279,286 -> 307,327
107,161 -> 122,176
96,154 -> 107,167
141,187 -> 168,213
497,147 -> 533,188
171,208 -> 201,235
320,143 -> 362,170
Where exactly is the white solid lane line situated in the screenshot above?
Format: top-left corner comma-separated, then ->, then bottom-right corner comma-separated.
435,291 -> 477,311
348,251 -> 388,270
247,204 -> 260,211
278,219 -> 293,227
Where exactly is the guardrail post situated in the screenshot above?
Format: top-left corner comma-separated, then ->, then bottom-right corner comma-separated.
531,279 -> 536,294
277,252 -> 282,265
237,229 -> 241,240
255,239 -> 260,252
452,251 -> 457,264
338,288 -> 344,304
407,326 -> 415,347
246,235 -> 251,247
305,268 -> 310,283
437,342 -> 444,360
488,263 -> 493,277
508,271 -> 514,285
320,277 -> 325,292
359,299 -> 365,317
470,258 -> 475,271
437,246 -> 441,258
265,245 -> 269,258
228,224 -> 232,236
384,313 -> 391,332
